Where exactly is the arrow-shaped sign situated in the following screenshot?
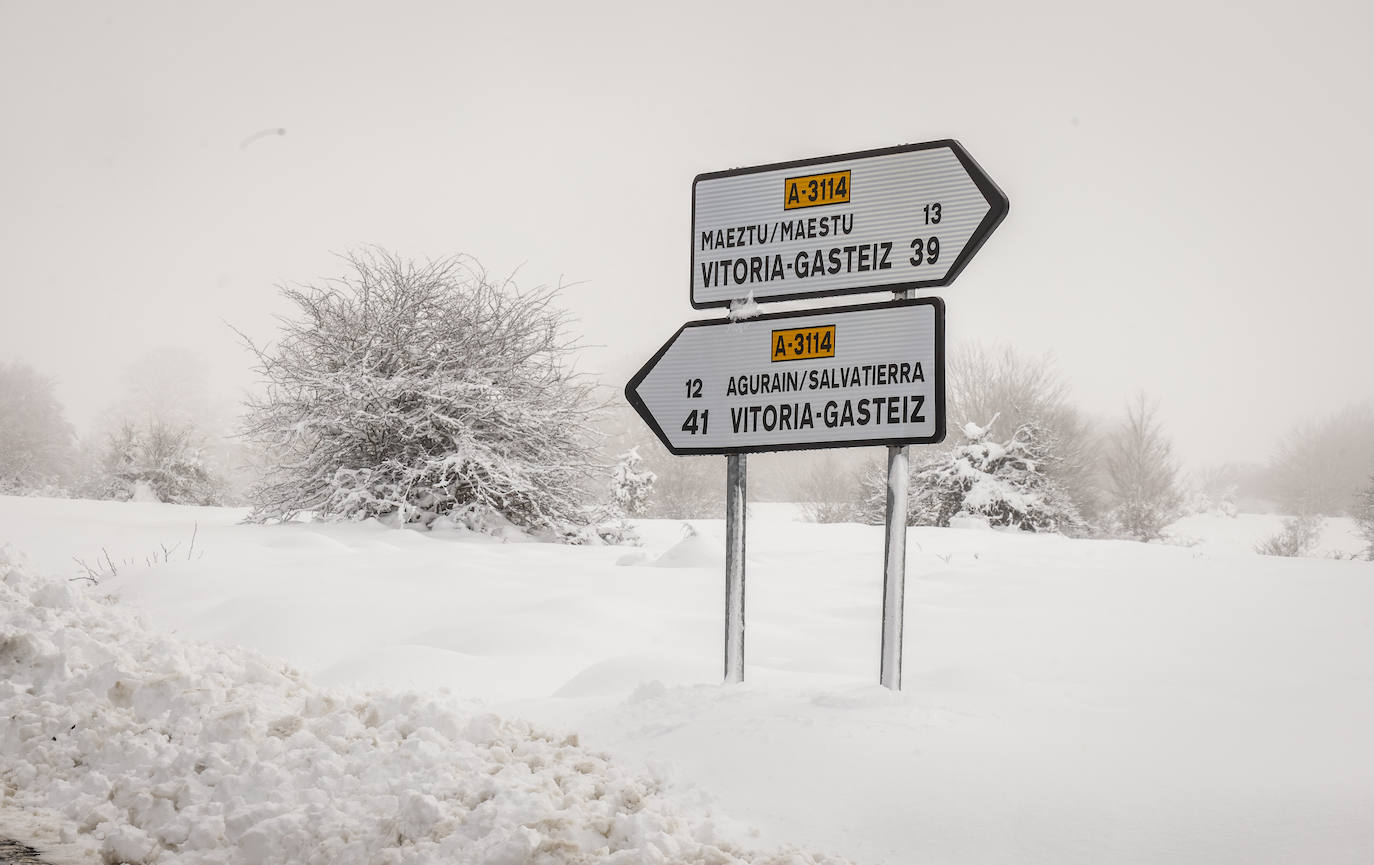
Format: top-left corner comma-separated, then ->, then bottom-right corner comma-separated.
626,298 -> 945,455
691,140 -> 1008,308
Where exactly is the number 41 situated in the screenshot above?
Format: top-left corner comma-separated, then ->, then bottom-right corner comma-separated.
682,409 -> 709,435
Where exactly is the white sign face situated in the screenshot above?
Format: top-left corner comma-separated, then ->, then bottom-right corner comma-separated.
626,299 -> 944,455
691,140 -> 1008,308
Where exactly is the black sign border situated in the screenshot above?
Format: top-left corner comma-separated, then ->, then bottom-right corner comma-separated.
625,296 -> 946,456
689,139 -> 1008,309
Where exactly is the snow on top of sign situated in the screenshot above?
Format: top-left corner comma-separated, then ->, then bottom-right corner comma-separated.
727,293 -> 761,321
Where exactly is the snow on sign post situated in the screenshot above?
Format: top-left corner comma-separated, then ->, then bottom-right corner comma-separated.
625,298 -> 944,455
690,139 -> 1008,308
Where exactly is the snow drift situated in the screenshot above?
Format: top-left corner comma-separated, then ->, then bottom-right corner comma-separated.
0,544 -> 847,865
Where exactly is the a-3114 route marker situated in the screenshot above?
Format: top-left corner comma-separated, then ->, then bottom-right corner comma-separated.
625,297 -> 945,455
691,139 -> 1008,308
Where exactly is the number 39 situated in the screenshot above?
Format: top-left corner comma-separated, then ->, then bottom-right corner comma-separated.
909,236 -> 941,266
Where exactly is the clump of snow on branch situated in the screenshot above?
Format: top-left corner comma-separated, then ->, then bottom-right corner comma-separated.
904,416 -> 1084,533
0,544 -> 850,865
238,249 -> 613,541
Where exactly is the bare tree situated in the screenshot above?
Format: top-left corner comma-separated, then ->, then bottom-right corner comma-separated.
0,361 -> 75,492
1104,393 -> 1182,540
1266,403 -> 1374,516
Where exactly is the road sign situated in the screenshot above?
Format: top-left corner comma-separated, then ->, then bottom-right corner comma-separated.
626,297 -> 944,455
691,140 -> 1008,308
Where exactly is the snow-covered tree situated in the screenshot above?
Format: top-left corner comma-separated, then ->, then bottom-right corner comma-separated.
948,344 -> 1101,524
239,249 -> 605,539
1104,394 -> 1181,541
1354,475 -> 1374,561
98,420 -> 223,505
609,447 -> 655,516
896,418 -> 1083,533
0,362 -> 75,492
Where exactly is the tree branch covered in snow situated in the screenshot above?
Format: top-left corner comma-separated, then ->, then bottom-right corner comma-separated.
238,249 -> 610,539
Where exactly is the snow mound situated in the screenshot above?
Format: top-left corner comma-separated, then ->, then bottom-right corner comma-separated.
553,655 -> 707,699
0,544 -> 849,865
647,528 -> 725,569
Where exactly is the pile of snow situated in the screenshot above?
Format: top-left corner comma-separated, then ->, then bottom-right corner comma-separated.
0,544 -> 847,865
646,526 -> 725,569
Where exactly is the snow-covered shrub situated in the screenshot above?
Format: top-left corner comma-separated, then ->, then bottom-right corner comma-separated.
609,447 -> 655,516
948,345 -> 1102,525
1255,513 -> 1323,558
1353,476 -> 1374,561
240,249 -> 606,538
1104,394 -> 1182,541
895,418 -> 1083,533
96,420 -> 223,505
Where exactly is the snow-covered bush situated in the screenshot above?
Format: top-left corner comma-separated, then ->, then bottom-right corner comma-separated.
1255,513 -> 1323,558
890,418 -> 1083,533
95,420 -> 223,505
609,447 -> 655,516
1104,394 -> 1182,541
240,249 -> 606,538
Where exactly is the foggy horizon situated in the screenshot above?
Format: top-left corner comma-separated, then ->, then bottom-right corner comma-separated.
4,0 -> 1372,470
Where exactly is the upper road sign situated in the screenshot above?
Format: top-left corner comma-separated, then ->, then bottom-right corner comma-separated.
691,140 -> 1008,308
626,297 -> 944,455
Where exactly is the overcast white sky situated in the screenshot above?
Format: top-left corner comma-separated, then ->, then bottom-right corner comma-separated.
3,0 -> 1371,468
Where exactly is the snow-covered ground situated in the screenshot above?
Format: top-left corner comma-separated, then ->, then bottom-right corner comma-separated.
3,495 -> 1373,864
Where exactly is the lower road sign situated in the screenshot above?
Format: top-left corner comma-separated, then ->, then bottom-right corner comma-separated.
626,298 -> 945,455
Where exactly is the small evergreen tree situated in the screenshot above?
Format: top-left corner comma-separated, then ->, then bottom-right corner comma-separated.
609,447 -> 655,516
903,418 -> 1084,533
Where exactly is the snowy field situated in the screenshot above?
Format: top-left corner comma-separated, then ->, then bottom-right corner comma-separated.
3,495 -> 1373,864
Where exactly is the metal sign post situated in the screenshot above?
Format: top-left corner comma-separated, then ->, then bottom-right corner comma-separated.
725,453 -> 746,683
880,289 -> 914,690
